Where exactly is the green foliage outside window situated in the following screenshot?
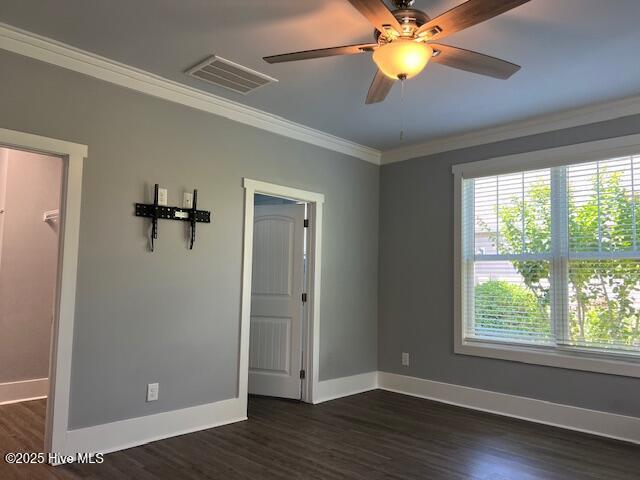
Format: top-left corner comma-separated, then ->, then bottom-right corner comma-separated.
476,169 -> 640,348
475,280 -> 551,340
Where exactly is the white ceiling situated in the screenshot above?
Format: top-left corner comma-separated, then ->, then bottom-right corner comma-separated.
1,0 -> 639,151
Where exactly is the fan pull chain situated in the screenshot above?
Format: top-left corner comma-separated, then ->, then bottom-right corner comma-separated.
399,77 -> 405,142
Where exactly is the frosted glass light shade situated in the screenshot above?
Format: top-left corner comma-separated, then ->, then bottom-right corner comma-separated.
372,40 -> 433,80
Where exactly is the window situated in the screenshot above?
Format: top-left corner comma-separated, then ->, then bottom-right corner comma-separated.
454,136 -> 640,377
466,169 -> 554,346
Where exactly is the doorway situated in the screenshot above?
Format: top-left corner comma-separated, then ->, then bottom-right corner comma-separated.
0,146 -> 63,451
248,194 -> 308,399
240,179 -> 324,407
0,128 -> 85,458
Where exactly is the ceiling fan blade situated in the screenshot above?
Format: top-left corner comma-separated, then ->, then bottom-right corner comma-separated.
430,44 -> 520,79
416,0 -> 530,41
366,69 -> 395,104
264,43 -> 377,64
347,0 -> 404,37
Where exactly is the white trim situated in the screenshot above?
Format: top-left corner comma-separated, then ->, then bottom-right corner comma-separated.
0,378 -> 49,405
378,372 -> 640,445
305,201 -> 323,404
53,371 -> 640,459
383,95 -> 640,164
0,128 -> 86,458
41,370 -> 640,458
3,23 -> 640,168
452,133 -> 640,179
261,369 -> 640,445
61,398 -> 245,460
241,179 -> 324,405
5,23 -> 640,168
455,341 -> 640,378
244,179 -> 325,205
312,372 -> 379,404
452,133 -> 640,378
0,128 -> 87,159
0,22 -> 381,165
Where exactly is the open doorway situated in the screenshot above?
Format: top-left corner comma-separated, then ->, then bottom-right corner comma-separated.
0,147 -> 63,452
0,128 -> 84,458
240,179 -> 324,409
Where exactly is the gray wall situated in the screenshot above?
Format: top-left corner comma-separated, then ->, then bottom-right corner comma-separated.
0,148 -> 62,384
379,113 -> 640,418
0,50 -> 379,429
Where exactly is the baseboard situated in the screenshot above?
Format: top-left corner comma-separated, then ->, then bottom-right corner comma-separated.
0,378 -> 48,405
59,371 -> 380,459
313,371 -> 378,404
51,370 -> 638,460
378,371 -> 640,445
61,397 -> 247,458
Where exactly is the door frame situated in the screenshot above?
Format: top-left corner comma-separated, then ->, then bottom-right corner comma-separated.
0,149 -> 7,266
0,128 -> 86,456
240,179 -> 324,406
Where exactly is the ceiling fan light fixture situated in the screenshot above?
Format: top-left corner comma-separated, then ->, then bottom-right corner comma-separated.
372,40 -> 433,80
264,0 -> 529,104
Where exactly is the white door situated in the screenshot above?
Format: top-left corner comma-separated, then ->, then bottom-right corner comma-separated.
249,203 -> 305,399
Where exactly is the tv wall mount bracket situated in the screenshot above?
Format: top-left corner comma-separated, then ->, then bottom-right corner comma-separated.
135,184 -> 211,251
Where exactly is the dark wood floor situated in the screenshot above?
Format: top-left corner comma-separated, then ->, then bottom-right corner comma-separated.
1,390 -> 638,479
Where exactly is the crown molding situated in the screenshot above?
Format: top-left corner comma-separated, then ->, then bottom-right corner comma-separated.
3,23 -> 639,168
0,22 -> 381,165
382,94 -> 640,164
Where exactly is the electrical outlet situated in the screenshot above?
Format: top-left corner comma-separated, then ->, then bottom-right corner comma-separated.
157,188 -> 168,206
147,383 -> 159,402
183,192 -> 193,209
401,352 -> 410,367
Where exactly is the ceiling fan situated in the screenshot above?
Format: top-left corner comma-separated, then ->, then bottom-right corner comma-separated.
264,0 -> 530,104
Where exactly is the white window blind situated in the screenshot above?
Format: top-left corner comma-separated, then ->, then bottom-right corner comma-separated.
462,155 -> 640,357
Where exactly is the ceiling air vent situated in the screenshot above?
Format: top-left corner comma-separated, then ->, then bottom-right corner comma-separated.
186,56 -> 277,95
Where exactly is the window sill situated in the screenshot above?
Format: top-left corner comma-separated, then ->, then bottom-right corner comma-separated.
455,338 -> 640,378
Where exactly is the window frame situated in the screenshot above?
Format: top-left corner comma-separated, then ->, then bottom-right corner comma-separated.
453,133 -> 640,378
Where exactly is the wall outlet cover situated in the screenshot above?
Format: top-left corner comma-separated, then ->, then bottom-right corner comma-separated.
158,188 -> 168,206
183,192 -> 193,209
147,382 -> 159,402
401,352 -> 410,367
